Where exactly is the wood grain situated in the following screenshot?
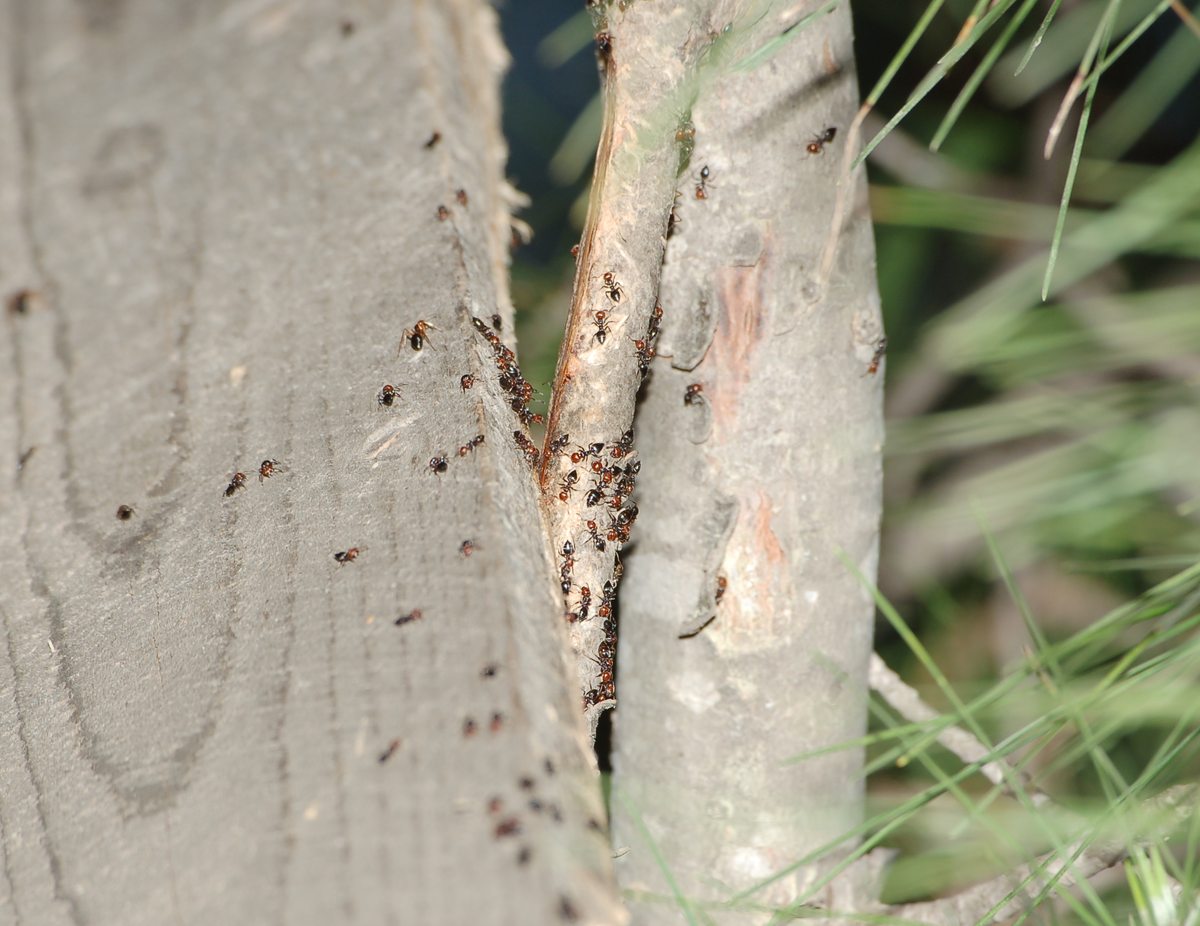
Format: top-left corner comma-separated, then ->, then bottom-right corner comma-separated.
0,2 -> 621,923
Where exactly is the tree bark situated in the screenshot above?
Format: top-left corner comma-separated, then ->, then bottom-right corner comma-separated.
608,1 -> 885,919
0,2 -> 620,923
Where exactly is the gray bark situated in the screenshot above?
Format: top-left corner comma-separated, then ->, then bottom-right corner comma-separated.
608,1 -> 885,919
0,2 -> 620,924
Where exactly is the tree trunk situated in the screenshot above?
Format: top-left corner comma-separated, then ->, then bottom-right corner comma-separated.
609,1 -> 885,919
0,2 -> 620,923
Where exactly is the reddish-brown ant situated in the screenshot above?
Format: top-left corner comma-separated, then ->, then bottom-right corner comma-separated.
558,470 -> 580,502
490,711 -> 504,733
224,472 -> 247,497
601,271 -> 623,304
424,131 -> 442,149
116,504 -> 135,520
333,547 -> 363,564
610,428 -> 634,459
864,336 -> 887,376
595,31 -> 612,58
436,205 -> 450,221
514,431 -> 540,468
684,383 -> 704,406
463,717 -> 478,737
570,244 -> 580,258
460,374 -> 475,391
494,817 -> 521,838
258,458 -> 284,482
378,739 -> 401,764
583,519 -> 606,552
394,609 -> 423,627
377,384 -> 399,407
429,455 -> 449,475
460,539 -> 476,558
716,574 -> 728,604
456,188 -> 468,206
571,441 -> 605,464
402,320 -> 435,351
807,126 -> 837,155
6,289 -> 36,315
695,164 -> 712,199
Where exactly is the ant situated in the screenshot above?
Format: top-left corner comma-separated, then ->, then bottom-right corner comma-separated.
429,455 -> 449,475
514,431 -> 541,468
491,313 -> 503,330
7,289 -> 36,315
436,205 -> 450,221
694,164 -> 712,200
591,310 -> 611,345
667,192 -> 682,239
463,717 -> 478,737
456,188 -> 468,206
807,126 -> 837,155
490,711 -> 505,733
570,442 -> 605,464
333,547 -> 363,564
394,609 -> 423,627
595,30 -> 612,58
576,586 -> 592,622
457,435 -> 484,457
585,487 -> 604,508
559,541 -> 575,595
424,131 -> 441,149
864,336 -> 888,376
460,374 -> 475,391
648,303 -> 663,341
494,817 -> 521,838
378,739 -> 401,763
115,504 -> 135,520
402,320 -> 435,351
601,271 -> 623,304
258,458 -> 284,482
558,469 -> 580,502
460,539 -> 476,557
582,518 -> 607,552
224,472 -> 247,497
716,574 -> 728,604
549,433 -> 571,457
610,428 -> 634,459
570,244 -> 580,258
631,337 -> 655,375
684,383 -> 704,406
377,384 -> 399,407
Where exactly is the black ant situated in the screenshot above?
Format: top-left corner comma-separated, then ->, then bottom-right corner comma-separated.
491,313 -> 502,330
394,609 -> 423,626
429,455 -> 449,475
694,164 -> 712,200
224,472 -> 247,497
116,504 -> 135,520
601,271 -> 623,304
550,433 -> 571,457
864,337 -> 887,376
610,428 -> 634,460
684,383 -> 704,406
807,126 -> 837,155
559,541 -> 575,595
585,487 -> 604,508
377,384 -> 399,407
378,738 -> 401,763
402,320 -> 435,351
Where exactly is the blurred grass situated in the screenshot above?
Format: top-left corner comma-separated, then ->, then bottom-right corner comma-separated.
501,0 -> 1200,918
